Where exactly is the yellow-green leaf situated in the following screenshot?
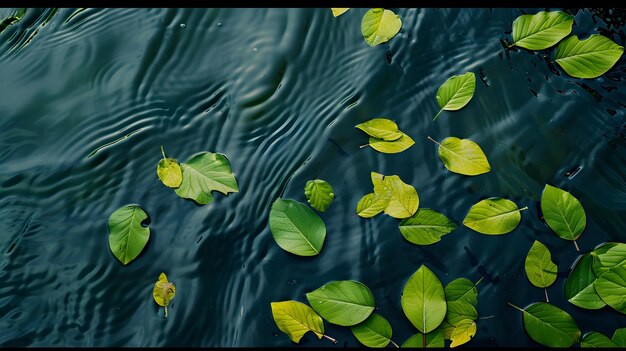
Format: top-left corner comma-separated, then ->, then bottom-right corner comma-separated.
153,272 -> 176,318
511,11 -> 574,50
356,193 -> 388,218
463,198 -> 526,235
175,152 -> 239,205
361,8 -> 402,47
331,8 -> 349,17
554,34 -> 624,79
368,133 -> 415,154
271,300 -> 324,343
304,179 -> 335,212
525,240 -> 558,288
431,137 -> 490,176
433,72 -> 475,121
356,118 -> 403,141
378,175 -> 419,219
108,204 -> 150,265
450,319 -> 476,348
157,146 -> 182,188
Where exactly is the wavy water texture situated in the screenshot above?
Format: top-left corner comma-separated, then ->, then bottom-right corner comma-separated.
0,8 -> 624,347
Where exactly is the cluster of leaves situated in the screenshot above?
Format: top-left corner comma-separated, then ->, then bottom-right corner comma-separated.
356,118 -> 414,154
331,8 -> 402,47
508,11 -> 624,78
272,267 -> 481,347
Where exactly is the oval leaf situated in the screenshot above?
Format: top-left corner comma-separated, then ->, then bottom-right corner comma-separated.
591,242 -> 620,277
554,34 -> 624,78
594,265 -> 626,314
446,301 -> 478,326
401,265 -> 446,333
361,8 -> 402,47
331,8 -> 349,17
271,300 -> 324,343
401,329 -> 444,348
463,198 -> 525,235
153,272 -> 176,318
565,254 -> 606,310
433,72 -> 475,121
355,118 -> 403,141
514,302 -> 581,347
595,243 -> 626,274
304,179 -> 335,212
511,11 -> 574,50
379,175 -> 419,219
445,278 -> 479,308
351,313 -> 393,348
175,152 -> 239,205
450,319 -> 477,348
269,199 -> 326,256
306,280 -> 375,326
399,208 -> 457,245
369,133 -> 415,154
434,137 -> 491,176
108,204 -> 150,265
613,328 -> 626,347
581,331 -> 616,348
157,147 -> 183,188
541,184 -> 586,241
525,240 -> 558,288
356,193 -> 387,218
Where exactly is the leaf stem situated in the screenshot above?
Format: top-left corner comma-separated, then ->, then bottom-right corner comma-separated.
160,145 -> 166,160
426,136 -> 441,146
390,340 -> 400,348
544,288 -> 549,303
432,108 -> 444,121
507,302 -> 524,313
359,144 -> 370,149
573,240 -> 580,252
479,315 -> 495,319
164,306 -> 168,318
475,276 -> 484,286
322,334 -> 337,344
507,43 -> 515,49
423,332 -> 427,348
519,206 -> 529,212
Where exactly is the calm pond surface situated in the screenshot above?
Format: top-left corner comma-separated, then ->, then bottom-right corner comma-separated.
0,8 -> 625,347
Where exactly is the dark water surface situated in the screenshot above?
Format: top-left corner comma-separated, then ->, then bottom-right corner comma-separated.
1,8 -> 625,347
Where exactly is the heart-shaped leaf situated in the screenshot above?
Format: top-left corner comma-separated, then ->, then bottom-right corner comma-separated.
108,204 -> 150,265
306,280 -> 375,326
433,72 -> 475,121
271,300 -> 324,343
331,8 -> 349,17
463,198 -> 526,235
304,179 -> 335,212
401,265 -> 446,333
175,152 -> 238,205
580,331 -> 616,348
351,313 -> 394,348
401,328 -> 445,348
153,272 -> 176,318
399,208 -> 457,245
450,319 -> 477,348
510,302 -> 581,347
565,254 -> 606,310
511,11 -> 574,50
525,240 -> 558,288
157,146 -> 182,188
355,118 -> 403,141
430,136 -> 491,176
554,34 -> 624,78
361,8 -> 402,47
269,199 -> 326,256
541,184 -> 586,241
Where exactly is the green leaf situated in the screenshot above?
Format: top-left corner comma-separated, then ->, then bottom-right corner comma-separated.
153,272 -> 176,318
446,301 -> 478,326
175,152 -> 238,205
591,242 -> 620,276
612,328 -> 626,347
304,179 -> 335,212
525,240 -> 558,288
269,199 -> 326,256
450,319 -> 477,348
444,278 -> 479,308
594,265 -> 626,314
565,254 -> 606,310
581,331 -> 616,348
541,184 -> 586,241
431,137 -> 491,176
368,133 -> 415,154
401,329 -> 445,348
463,198 -> 526,235
271,300 -> 324,343
594,243 -> 626,275
401,265 -> 447,333
440,320 -> 456,340
355,118 -> 403,141
331,8 -> 349,17
361,8 -> 402,47
356,193 -> 387,218
399,209 -> 457,245
108,204 -> 150,265
554,34 -> 624,79
378,175 -> 419,219
157,147 -> 182,188
433,72 -> 475,121
351,313 -> 393,348
306,280 -> 375,326
511,302 -> 581,347
511,11 -> 574,50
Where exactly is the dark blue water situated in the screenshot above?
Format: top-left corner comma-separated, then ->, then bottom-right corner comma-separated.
1,8 -> 625,347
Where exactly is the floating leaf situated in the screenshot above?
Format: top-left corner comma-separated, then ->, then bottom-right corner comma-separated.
153,272 -> 176,318
541,184 -> 586,241
271,300 -> 324,343
304,179 -> 335,212
565,254 -> 606,309
430,136 -> 491,176
450,319 -> 477,348
108,204 -> 150,265
399,209 -> 457,245
175,152 -> 238,205
510,302 -> 581,347
613,328 -> 626,347
269,199 -> 326,256
306,280 -> 375,326
440,320 -> 456,340
591,242 -> 620,277
368,133 -> 415,154
356,193 -> 387,218
157,146 -> 182,188
594,265 -> 626,314
554,34 -> 624,79
446,301 -> 478,326
361,8 -> 402,47
433,72 -> 475,121
594,243 -> 626,275
401,329 -> 445,348
331,8 -> 350,17
510,11 -> 574,50
525,240 -> 558,288
378,175 -> 419,219
351,314 -> 394,348
355,118 -> 403,141
580,331 -> 616,348
463,198 -> 526,235
445,278 -> 479,308
401,265 -> 446,333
